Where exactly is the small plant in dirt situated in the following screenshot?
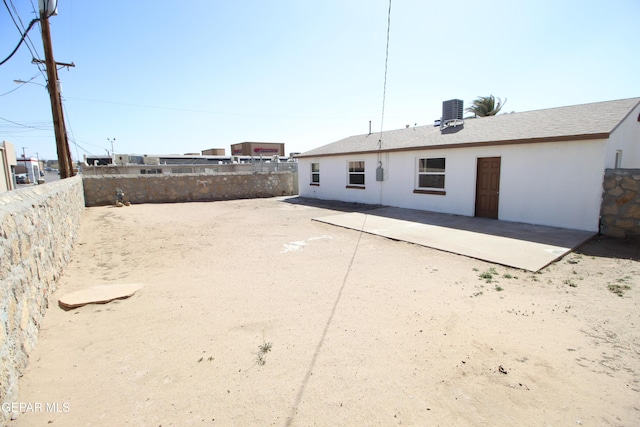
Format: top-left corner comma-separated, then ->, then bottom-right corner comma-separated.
495,285 -> 504,292
608,284 -> 631,297
259,342 -> 273,354
255,340 -> 273,366
608,276 -> 632,297
563,279 -> 578,288
478,267 -> 498,283
566,254 -> 582,264
255,353 -> 267,366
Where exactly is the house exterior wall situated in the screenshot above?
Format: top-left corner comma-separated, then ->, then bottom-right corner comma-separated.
299,138 -> 607,232
606,102 -> 640,168
1,142 -> 17,192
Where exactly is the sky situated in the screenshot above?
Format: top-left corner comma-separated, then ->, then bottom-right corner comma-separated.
1,0 -> 639,162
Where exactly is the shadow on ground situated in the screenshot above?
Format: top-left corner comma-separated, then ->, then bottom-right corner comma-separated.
575,235 -> 640,261
281,196 -> 383,213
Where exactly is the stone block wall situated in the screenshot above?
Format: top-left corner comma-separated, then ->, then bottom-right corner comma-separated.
82,171 -> 297,206
600,169 -> 640,238
0,176 -> 85,419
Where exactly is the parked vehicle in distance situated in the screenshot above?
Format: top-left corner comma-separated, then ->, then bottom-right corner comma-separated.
16,175 -> 27,184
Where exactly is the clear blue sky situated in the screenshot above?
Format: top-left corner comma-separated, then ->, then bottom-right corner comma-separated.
1,0 -> 639,162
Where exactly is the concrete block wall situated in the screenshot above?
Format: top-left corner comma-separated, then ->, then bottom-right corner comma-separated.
601,169 -> 640,238
0,176 -> 85,418
82,171 -> 297,206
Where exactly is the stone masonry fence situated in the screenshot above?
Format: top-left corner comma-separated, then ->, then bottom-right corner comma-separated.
0,176 -> 85,419
600,169 -> 640,238
82,171 -> 297,206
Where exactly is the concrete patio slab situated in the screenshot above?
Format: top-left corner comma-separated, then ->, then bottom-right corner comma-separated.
313,207 -> 596,271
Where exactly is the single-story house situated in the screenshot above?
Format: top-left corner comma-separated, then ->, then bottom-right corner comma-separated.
296,97 -> 640,232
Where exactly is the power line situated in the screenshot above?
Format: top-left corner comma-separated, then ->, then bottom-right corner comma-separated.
63,96 -> 371,121
378,0 -> 392,150
4,0 -> 48,78
61,100 -> 79,162
0,15 -> 39,66
0,116 -> 52,130
0,72 -> 44,97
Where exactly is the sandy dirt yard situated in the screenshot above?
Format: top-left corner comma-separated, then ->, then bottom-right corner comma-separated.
8,197 -> 640,426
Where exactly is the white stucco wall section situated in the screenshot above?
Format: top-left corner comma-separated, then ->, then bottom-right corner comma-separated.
496,140 -> 606,231
606,102 -> 640,168
299,138 -> 608,232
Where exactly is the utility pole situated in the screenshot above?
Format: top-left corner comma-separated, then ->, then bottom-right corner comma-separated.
39,7 -> 74,178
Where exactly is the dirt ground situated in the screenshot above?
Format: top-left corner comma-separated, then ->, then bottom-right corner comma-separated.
9,197 -> 640,426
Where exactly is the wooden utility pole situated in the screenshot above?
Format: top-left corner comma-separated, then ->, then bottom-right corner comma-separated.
39,9 -> 74,178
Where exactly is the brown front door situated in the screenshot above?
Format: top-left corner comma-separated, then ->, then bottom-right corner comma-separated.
475,157 -> 501,219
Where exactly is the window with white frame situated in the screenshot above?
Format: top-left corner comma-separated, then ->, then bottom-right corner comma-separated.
311,162 -> 320,184
347,160 -> 365,186
417,157 -> 445,189
615,150 -> 623,168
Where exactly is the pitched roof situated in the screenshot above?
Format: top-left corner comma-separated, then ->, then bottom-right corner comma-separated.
298,97 -> 640,158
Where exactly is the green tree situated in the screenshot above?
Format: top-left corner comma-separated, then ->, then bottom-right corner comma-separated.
466,95 -> 506,117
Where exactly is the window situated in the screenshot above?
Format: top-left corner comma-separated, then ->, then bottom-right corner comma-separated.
615,150 -> 623,168
311,162 -> 320,185
141,168 -> 162,175
347,161 -> 365,187
415,157 -> 446,195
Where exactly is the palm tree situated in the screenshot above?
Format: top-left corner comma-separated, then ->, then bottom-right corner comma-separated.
466,95 -> 506,117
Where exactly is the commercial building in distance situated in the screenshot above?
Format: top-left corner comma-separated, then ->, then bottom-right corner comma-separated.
231,142 -> 285,157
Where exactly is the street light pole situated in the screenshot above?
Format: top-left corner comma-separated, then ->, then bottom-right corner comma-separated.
107,138 -> 116,164
39,7 -> 74,178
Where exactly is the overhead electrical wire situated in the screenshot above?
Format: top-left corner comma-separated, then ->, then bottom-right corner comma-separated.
0,16 -> 39,66
378,0 -> 392,150
61,100 -> 81,161
0,116 -> 52,131
3,0 -> 47,79
0,72 -> 43,97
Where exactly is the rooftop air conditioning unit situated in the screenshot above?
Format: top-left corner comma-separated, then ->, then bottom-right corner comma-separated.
441,99 -> 464,130
442,99 -> 463,121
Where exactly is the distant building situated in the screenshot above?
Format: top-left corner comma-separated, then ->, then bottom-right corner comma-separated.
202,148 -> 226,156
1,141 -> 17,192
15,156 -> 42,185
231,142 -> 285,157
82,151 -> 296,176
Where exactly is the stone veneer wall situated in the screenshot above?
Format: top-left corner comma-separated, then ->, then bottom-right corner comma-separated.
600,169 -> 640,238
82,171 -> 297,206
0,176 -> 85,419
